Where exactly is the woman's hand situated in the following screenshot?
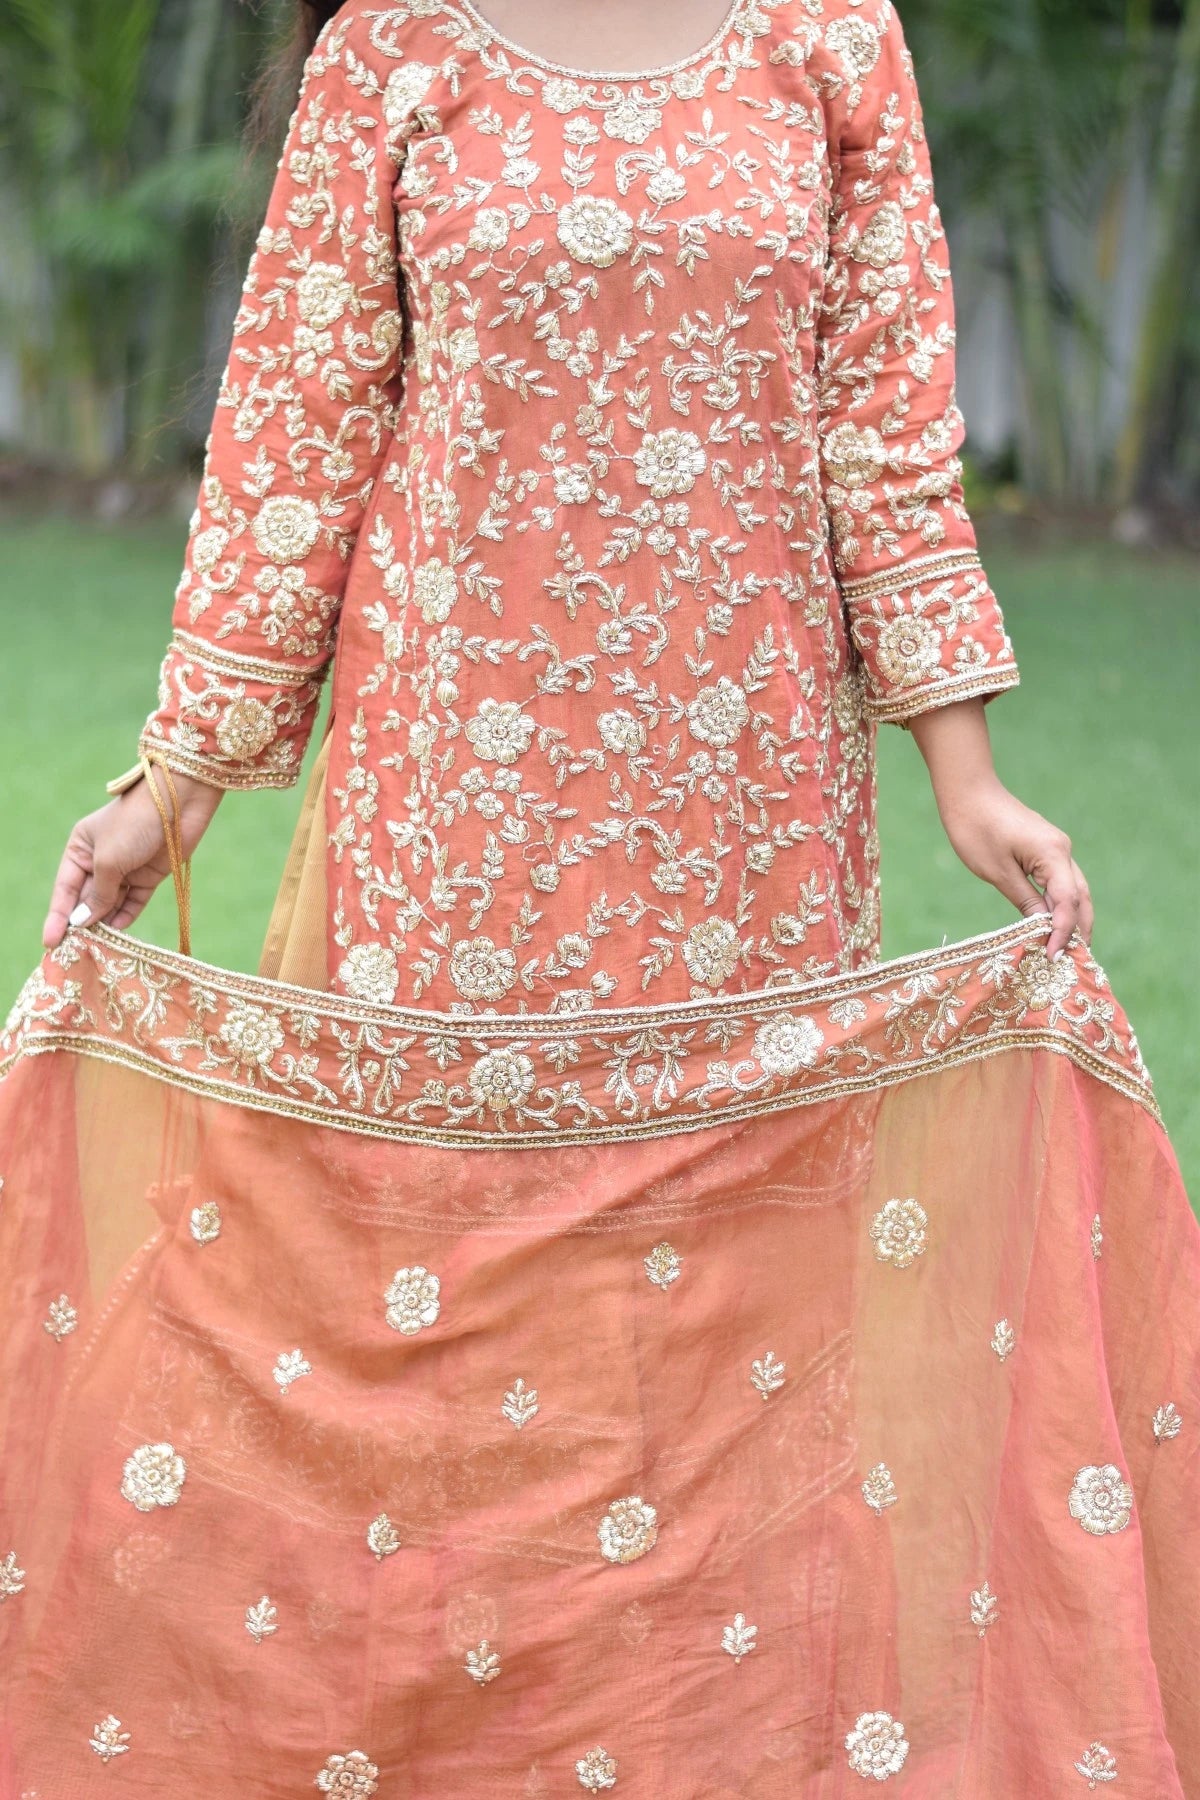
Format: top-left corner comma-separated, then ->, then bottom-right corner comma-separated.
908,699 -> 1093,960
43,770 -> 225,949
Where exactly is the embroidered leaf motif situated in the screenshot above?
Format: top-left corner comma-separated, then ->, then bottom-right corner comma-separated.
970,1581 -> 998,1637
273,1349 -> 312,1393
721,1612 -> 758,1663
862,1462 -> 898,1514
465,1639 -> 502,1685
1091,1215 -> 1103,1260
0,1550 -> 26,1602
751,1350 -> 786,1400
367,1513 -> 401,1560
90,1716 -> 131,1762
1153,1403 -> 1182,1442
503,1378 -> 540,1429
43,1295 -> 78,1342
190,1201 -> 222,1244
246,1596 -> 279,1642
990,1319 -> 1015,1361
643,1242 -> 681,1288
1074,1742 -> 1118,1787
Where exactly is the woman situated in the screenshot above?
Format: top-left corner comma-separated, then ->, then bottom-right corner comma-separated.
9,2 -> 1195,1796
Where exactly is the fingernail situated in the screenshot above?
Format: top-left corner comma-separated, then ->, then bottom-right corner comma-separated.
69,903 -> 92,927
1051,949 -> 1064,962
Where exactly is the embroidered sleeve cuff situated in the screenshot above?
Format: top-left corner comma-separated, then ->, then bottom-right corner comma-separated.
841,554 -> 1020,727
137,630 -> 329,791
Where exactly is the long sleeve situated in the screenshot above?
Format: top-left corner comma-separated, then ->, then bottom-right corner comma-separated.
813,1 -> 1019,724
137,6 -> 407,788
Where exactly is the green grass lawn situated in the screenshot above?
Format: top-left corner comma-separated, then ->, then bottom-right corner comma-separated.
1,515 -> 1196,1189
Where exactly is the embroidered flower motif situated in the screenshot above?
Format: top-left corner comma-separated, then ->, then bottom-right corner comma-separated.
751,1350 -> 787,1400
686,677 -> 749,747
503,1378 -> 539,1429
245,1596 -> 278,1642
467,206 -> 511,251
43,1294 -> 78,1342
449,326 -> 481,373
90,1716 -> 131,1762
414,557 -> 459,624
542,76 -> 588,113
850,200 -> 909,270
218,999 -> 285,1068
598,1496 -> 658,1565
822,421 -> 888,490
250,494 -> 321,564
682,917 -> 741,986
449,936 -> 518,1003
845,1710 -> 909,1780
643,1243 -> 681,1289
215,697 -> 278,762
1012,946 -> 1080,1012
862,1462 -> 899,1514
869,1197 -> 928,1269
754,1013 -> 825,1077
991,1319 -> 1015,1361
603,94 -> 663,145
634,428 -> 707,498
0,1551 -> 26,1602
469,1048 -> 538,1114
465,1639 -> 502,1685
121,1442 -> 186,1512
294,262 -> 356,328
190,1201 -> 222,1244
273,1349 -> 312,1392
315,1750 -> 380,1796
722,1613 -> 757,1663
597,709 -> 645,755
557,196 -> 634,268
465,698 -> 536,765
874,616 -> 943,689
383,62 -> 438,126
828,996 -> 870,1029
338,943 -> 400,1006
1074,1743 -> 1119,1788
576,1747 -> 618,1791
1153,1403 -> 1182,1442
970,1580 -> 999,1636
825,15 -> 882,79
646,166 -> 688,206
554,464 -> 593,505
367,1513 -> 401,1559
1069,1465 -> 1133,1536
385,1265 -> 441,1336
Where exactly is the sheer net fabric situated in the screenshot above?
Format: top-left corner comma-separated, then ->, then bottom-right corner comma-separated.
1,920 -> 1198,1796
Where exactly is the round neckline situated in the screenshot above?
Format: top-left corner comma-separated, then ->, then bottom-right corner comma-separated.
457,0 -> 748,82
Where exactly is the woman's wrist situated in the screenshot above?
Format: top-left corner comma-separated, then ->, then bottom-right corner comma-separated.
907,698 -> 1004,824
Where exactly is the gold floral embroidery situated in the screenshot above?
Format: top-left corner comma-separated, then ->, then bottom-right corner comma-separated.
991,1320 -> 1015,1361
0,1550 -> 26,1601
643,1243 -> 682,1289
315,1752 -> 380,1797
1068,1465 -> 1133,1536
575,1747 -> 618,1792
120,1442 -> 186,1511
385,1265 -> 441,1334
1153,1403 -> 1182,1442
190,1201 -> 222,1244
970,1581 -> 998,1637
845,1711 -> 909,1781
367,1514 -> 402,1560
502,1378 -> 539,1429
721,1613 -> 757,1663
1075,1743 -> 1119,1788
598,1497 -> 658,1565
465,1640 -> 501,1685
751,1351 -> 787,1401
42,1294 -> 78,1342
862,1463 -> 898,1515
245,1596 -> 279,1642
273,1349 -> 312,1392
89,1717 -> 131,1762
869,1198 -> 928,1270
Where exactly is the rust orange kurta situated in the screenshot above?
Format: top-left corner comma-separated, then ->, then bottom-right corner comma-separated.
136,0 -> 1018,1011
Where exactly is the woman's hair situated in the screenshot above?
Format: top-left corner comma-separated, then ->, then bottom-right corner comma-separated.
296,0 -> 343,54
248,1 -> 343,148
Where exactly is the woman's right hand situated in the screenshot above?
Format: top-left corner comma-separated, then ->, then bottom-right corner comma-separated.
43,770 -> 225,949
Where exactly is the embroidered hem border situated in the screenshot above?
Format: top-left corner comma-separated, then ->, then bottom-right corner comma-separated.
0,918 -> 1158,1149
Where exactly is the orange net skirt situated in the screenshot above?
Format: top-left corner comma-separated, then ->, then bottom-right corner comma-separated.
1,916 -> 1198,1797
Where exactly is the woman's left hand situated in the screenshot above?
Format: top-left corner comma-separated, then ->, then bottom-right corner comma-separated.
907,697 -> 1093,961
